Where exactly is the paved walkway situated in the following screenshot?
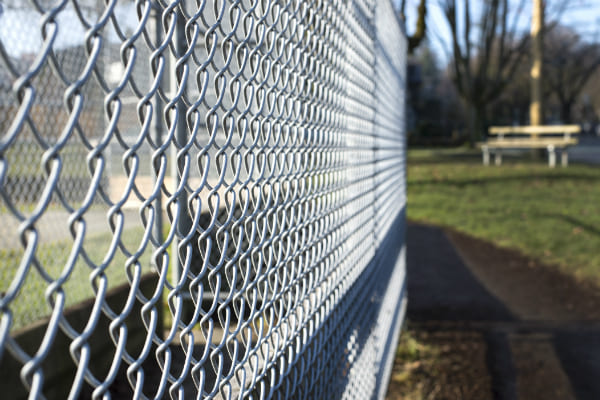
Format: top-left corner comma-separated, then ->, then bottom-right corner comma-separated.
570,136 -> 600,165
406,222 -> 600,400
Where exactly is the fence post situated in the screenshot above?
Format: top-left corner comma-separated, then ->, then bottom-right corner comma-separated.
151,1 -> 163,250
170,8 -> 192,292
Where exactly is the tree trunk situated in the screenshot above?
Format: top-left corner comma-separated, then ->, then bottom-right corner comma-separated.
464,98 -> 487,147
560,101 -> 573,124
474,103 -> 487,143
466,101 -> 476,147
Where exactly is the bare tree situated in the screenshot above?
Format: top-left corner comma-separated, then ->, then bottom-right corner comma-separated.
543,25 -> 600,123
488,47 -> 531,126
400,0 -> 428,54
440,0 -> 530,144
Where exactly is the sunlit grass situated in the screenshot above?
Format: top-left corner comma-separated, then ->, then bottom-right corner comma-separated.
1,227 -> 155,332
407,148 -> 600,284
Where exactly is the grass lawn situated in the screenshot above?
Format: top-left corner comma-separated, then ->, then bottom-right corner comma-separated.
2,227 -> 155,332
407,148 -> 600,285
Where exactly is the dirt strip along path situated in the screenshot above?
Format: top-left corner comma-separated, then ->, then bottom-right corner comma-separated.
405,222 -> 600,400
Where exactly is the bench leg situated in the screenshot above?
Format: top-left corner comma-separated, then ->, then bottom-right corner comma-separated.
548,145 -> 556,168
482,146 -> 490,166
495,150 -> 502,166
561,150 -> 569,167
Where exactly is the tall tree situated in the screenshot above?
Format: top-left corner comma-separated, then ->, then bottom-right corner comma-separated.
440,0 -> 530,144
543,25 -> 600,123
400,0 -> 428,54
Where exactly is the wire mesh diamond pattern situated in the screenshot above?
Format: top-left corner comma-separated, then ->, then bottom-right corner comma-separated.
0,0 -> 407,398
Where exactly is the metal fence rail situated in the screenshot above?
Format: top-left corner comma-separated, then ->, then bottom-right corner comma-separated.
0,0 -> 407,398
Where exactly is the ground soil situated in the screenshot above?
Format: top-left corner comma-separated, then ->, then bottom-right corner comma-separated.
386,329 -> 492,400
447,227 -> 600,322
387,221 -> 600,400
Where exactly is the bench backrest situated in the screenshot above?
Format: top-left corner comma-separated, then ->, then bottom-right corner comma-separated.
489,125 -> 581,136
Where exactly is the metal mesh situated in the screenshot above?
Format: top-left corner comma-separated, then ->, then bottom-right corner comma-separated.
0,0 -> 407,398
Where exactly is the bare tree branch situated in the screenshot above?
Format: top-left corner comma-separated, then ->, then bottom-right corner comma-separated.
543,25 -> 600,122
438,0 -> 531,142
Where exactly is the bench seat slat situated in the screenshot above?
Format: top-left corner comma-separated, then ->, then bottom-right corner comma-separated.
479,138 -> 578,149
488,125 -> 581,135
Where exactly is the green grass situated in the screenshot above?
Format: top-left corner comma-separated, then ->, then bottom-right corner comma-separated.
407,148 -> 600,285
2,227 -> 155,332
388,329 -> 439,400
4,140 -> 91,178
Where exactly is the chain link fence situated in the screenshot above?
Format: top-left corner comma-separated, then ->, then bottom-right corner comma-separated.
0,0 -> 407,398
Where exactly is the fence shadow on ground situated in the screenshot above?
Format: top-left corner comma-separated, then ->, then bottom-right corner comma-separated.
407,222 -> 600,400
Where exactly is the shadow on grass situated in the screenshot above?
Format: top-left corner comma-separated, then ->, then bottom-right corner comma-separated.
541,213 -> 600,238
408,173 -> 599,188
408,148 -> 600,166
408,153 -> 481,165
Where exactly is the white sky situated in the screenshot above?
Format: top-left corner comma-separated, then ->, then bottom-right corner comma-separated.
0,2 -> 137,59
1,0 -> 599,65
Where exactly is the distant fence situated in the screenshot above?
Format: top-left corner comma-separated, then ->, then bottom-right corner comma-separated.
0,0 -> 407,398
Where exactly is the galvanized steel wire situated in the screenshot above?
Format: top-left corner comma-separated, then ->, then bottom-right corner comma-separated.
0,0 -> 407,398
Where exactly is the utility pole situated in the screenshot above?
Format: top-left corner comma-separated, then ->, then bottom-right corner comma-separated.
530,0 -> 544,128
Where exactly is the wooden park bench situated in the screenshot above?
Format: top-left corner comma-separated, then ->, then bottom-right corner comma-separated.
479,125 -> 581,167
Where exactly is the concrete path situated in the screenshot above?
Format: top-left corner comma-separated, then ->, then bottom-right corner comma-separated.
406,222 -> 600,400
570,136 -> 600,165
